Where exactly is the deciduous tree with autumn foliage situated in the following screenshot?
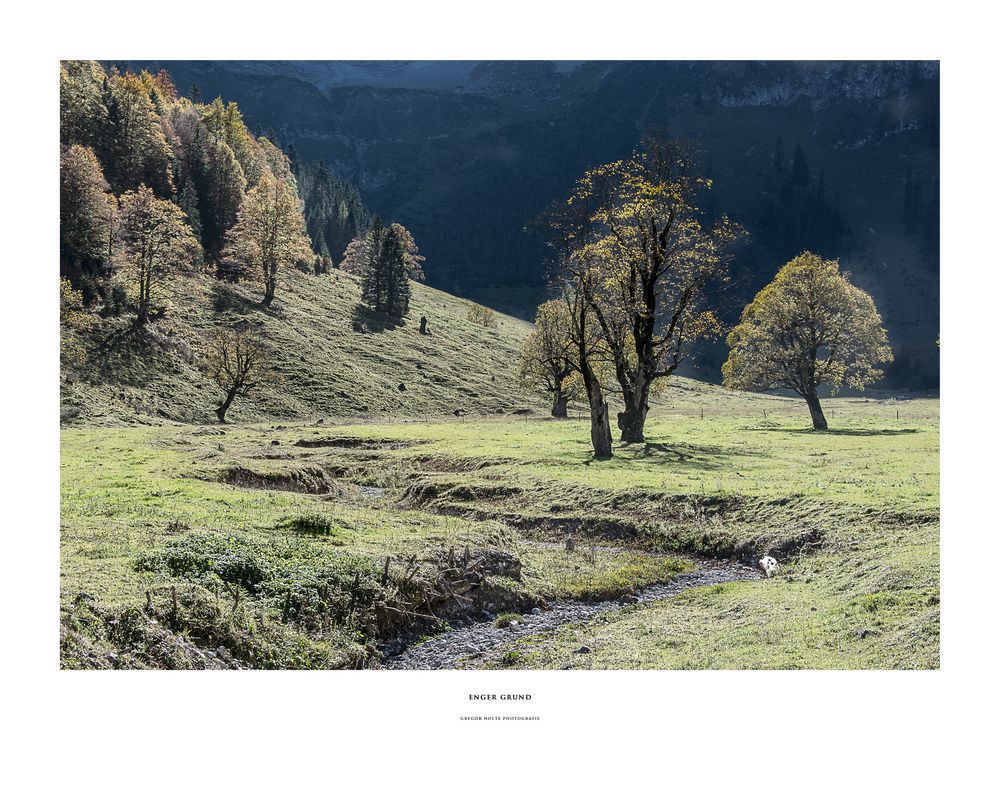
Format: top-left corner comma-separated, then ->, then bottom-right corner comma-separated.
220,175 -> 312,307
554,136 -> 743,444
722,251 -> 893,430
113,185 -> 200,325
517,300 -> 581,417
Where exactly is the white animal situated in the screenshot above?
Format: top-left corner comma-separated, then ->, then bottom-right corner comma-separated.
759,555 -> 778,578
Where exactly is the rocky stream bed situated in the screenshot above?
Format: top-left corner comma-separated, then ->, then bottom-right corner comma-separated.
385,555 -> 761,669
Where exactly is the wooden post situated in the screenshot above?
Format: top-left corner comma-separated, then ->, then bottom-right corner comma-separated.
170,585 -> 178,621
382,556 -> 390,585
283,589 -> 292,623
145,590 -> 153,613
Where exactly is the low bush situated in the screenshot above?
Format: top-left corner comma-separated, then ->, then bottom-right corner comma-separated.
284,514 -> 333,536
467,304 -> 498,328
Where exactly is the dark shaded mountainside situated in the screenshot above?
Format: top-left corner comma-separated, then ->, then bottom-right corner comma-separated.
116,60 -> 939,389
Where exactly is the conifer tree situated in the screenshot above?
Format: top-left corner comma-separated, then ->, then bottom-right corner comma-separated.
360,217 -> 386,311
381,225 -> 411,318
177,176 -> 203,243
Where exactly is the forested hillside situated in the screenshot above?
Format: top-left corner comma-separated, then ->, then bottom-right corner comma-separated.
119,60 -> 940,388
60,61 -> 534,425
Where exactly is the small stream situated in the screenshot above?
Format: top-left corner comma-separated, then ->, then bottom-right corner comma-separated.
385,555 -> 760,670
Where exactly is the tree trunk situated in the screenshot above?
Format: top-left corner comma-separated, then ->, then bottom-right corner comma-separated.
216,390 -> 238,423
618,384 -> 650,443
589,393 -> 613,459
580,354 -> 612,458
804,391 -> 828,431
262,281 -> 275,308
551,392 -> 568,418
136,270 -> 150,326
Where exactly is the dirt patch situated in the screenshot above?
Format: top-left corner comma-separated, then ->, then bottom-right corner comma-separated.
220,465 -> 338,495
412,455 -> 512,473
399,479 -> 522,507
294,436 -> 416,450
734,525 -> 826,562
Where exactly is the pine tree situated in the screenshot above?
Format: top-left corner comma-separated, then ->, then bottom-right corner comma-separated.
791,143 -> 810,187
360,217 -> 385,312
772,137 -> 785,174
177,176 -> 203,243
381,225 -> 411,318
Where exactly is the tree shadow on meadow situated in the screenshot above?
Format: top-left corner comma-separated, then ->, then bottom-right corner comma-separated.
581,439 -> 735,470
88,316 -> 194,388
760,427 -> 921,437
350,303 -> 404,333
211,283 -> 279,317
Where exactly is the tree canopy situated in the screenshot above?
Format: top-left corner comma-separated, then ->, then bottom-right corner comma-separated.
220,174 -> 312,307
553,135 -> 743,443
114,185 -> 200,324
340,222 -> 425,282
722,251 -> 893,430
516,300 -> 581,417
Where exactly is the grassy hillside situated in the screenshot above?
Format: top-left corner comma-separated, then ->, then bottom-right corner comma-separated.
61,269 -> 537,426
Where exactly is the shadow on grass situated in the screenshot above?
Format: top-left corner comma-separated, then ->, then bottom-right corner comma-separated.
762,428 -> 920,437
91,318 -> 160,379
581,439 -> 733,469
211,283 -> 276,316
350,303 -> 404,333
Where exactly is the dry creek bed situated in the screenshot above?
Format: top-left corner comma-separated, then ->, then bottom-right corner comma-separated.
385,551 -> 761,670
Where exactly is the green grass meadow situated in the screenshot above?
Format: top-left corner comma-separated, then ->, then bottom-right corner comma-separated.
61,380 -> 938,669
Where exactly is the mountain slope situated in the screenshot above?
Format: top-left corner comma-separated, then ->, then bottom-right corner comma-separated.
119,60 -> 939,389
61,270 -> 536,426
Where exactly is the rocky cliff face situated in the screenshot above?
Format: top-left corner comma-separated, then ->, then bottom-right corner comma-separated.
121,60 -> 939,388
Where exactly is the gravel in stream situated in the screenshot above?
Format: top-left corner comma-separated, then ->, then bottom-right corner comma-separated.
386,558 -> 760,670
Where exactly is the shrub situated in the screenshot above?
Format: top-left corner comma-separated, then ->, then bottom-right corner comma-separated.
467,304 -> 498,328
135,532 -> 270,592
284,514 -> 333,536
